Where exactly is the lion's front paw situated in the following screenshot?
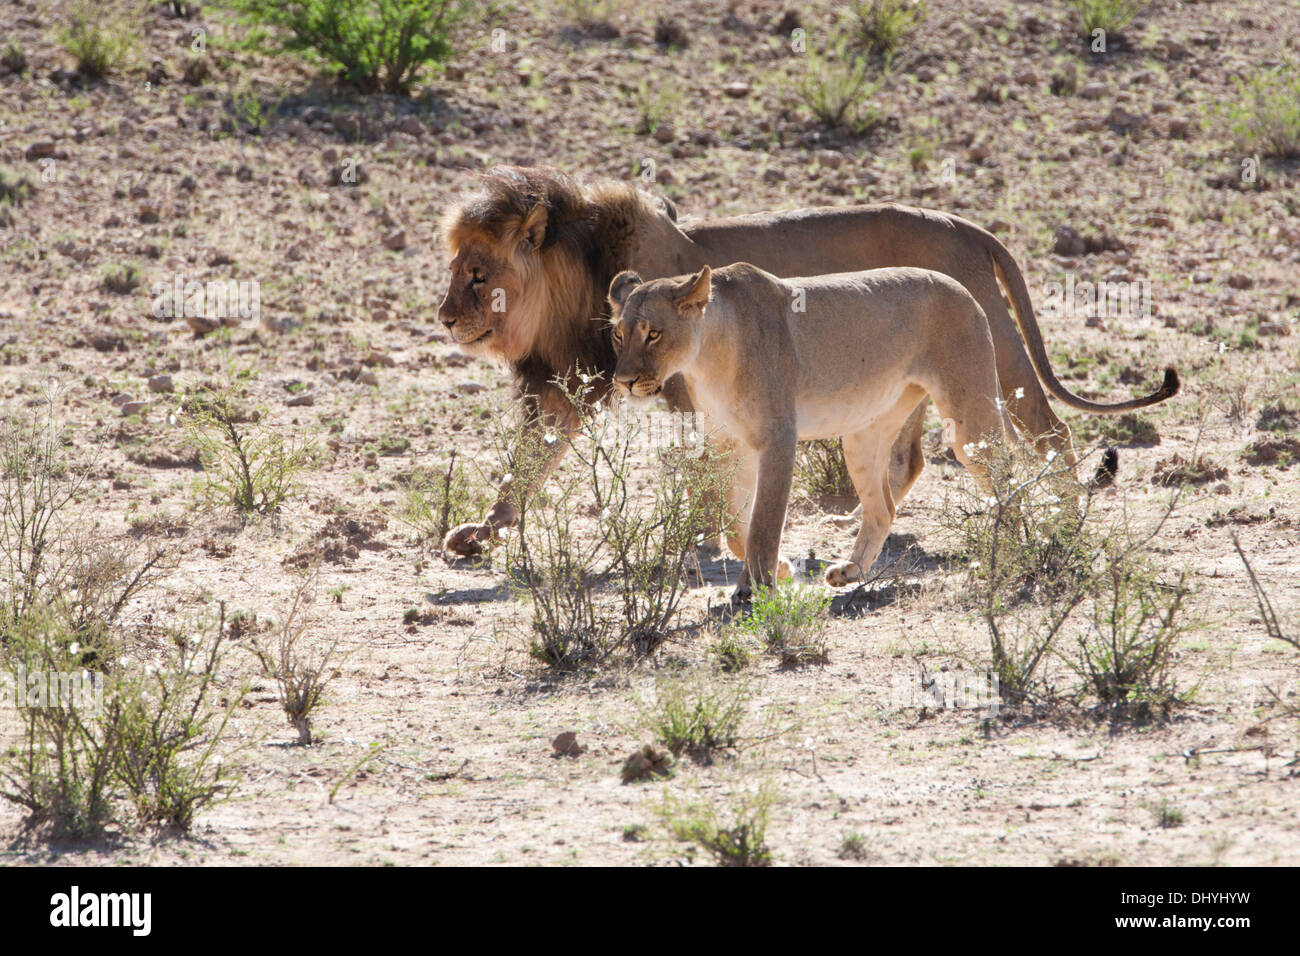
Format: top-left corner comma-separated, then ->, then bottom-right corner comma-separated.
824,561 -> 861,588
443,522 -> 491,558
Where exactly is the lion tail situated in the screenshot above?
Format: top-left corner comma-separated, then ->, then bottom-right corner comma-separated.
975,223 -> 1180,414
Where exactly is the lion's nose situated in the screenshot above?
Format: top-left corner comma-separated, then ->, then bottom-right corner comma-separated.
614,374 -> 638,391
439,311 -> 456,329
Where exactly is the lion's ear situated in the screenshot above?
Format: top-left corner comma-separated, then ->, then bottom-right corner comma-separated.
608,270 -> 643,309
520,203 -> 547,249
674,266 -> 711,313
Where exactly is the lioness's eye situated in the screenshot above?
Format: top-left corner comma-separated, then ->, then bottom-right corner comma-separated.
646,330 -> 660,343
471,269 -> 486,285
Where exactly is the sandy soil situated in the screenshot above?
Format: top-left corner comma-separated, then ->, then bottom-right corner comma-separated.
0,0 -> 1297,865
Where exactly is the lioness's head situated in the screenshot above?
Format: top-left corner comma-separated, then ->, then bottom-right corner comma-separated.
607,267 -> 712,399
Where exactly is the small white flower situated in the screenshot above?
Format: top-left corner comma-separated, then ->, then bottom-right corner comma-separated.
1045,450 -> 1057,463
984,496 -> 998,507
1218,341 -> 1226,354
1014,387 -> 1025,400
963,442 -> 976,457
544,431 -> 558,444
978,440 -> 988,450
502,472 -> 514,484
69,642 -> 80,656
600,507 -> 612,521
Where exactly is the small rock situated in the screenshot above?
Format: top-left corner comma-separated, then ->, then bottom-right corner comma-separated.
456,381 -> 486,395
721,82 -> 751,99
621,745 -> 673,783
358,370 -> 379,387
86,331 -> 126,352
394,115 -> 423,137
185,314 -> 221,336
148,374 -> 174,393
382,228 -> 407,252
1053,225 -> 1087,257
1078,82 -> 1106,100
120,401 -> 148,417
1107,106 -> 1147,132
1226,273 -> 1254,290
772,10 -> 801,35
286,391 -> 316,407
24,141 -> 55,161
361,350 -> 396,368
551,732 -> 585,757
654,16 -> 690,48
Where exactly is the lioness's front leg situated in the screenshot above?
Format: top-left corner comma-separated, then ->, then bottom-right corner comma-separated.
734,428 -> 796,603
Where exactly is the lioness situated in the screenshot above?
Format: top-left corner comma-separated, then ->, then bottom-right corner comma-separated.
608,263 -> 1014,598
438,166 -> 1178,557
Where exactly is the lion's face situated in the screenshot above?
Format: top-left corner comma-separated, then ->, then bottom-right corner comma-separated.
436,234 -> 530,355
607,268 -> 711,400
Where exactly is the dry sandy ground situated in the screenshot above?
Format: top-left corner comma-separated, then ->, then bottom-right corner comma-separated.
0,0 -> 1297,865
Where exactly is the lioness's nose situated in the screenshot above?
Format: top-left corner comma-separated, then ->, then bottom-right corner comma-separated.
439,310 -> 456,329
615,374 -> 638,389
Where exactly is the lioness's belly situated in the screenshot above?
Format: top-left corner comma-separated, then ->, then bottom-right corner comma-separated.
793,380 -> 917,441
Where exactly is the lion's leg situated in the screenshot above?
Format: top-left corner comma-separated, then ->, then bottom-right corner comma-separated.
826,424 -> 897,588
888,399 -> 928,505
966,276 -> 1077,468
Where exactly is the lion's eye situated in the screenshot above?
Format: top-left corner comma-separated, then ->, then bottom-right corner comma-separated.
470,269 -> 486,285
646,330 -> 661,343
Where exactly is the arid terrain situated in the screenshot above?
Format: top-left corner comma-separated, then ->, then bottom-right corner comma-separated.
0,0 -> 1298,866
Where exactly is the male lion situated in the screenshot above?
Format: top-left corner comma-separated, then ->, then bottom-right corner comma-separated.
607,263 -> 1013,600
437,166 -> 1178,557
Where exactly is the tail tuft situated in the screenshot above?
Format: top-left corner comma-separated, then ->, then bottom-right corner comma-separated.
1160,366 -> 1181,398
1090,447 -> 1119,490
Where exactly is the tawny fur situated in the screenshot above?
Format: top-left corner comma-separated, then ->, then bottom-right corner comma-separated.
436,165 -> 1179,558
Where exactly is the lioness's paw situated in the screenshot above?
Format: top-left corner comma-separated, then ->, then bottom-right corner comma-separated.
824,561 -> 861,587
443,522 -> 490,558
776,556 -> 793,582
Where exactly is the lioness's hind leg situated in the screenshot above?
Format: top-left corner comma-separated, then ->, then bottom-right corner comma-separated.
825,426 -> 896,588
931,387 -> 1008,493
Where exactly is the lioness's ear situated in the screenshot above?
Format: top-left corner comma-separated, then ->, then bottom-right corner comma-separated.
608,270 -> 643,310
674,266 -> 711,313
520,203 -> 547,249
